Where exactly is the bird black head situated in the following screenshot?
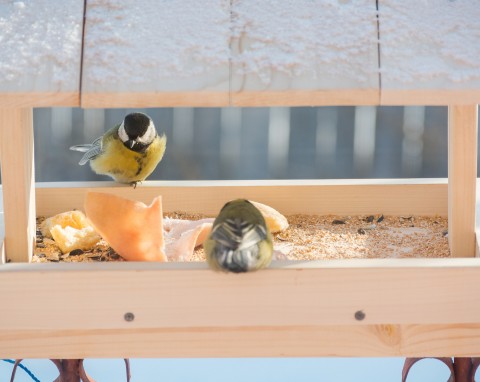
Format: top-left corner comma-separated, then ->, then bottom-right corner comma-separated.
123,112 -> 151,140
118,112 -> 157,152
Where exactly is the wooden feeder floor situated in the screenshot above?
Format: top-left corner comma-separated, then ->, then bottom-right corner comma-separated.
32,213 -> 450,263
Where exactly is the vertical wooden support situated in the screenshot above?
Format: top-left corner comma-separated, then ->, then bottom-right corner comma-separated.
448,105 -> 478,257
0,108 -> 35,262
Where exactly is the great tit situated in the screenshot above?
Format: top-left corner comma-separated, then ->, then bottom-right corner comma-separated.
204,199 -> 273,273
70,112 -> 166,187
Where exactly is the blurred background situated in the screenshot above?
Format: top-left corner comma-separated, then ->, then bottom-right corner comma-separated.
29,105 -> 464,183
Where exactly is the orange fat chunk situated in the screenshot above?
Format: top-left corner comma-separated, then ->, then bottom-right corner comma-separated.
85,192 -> 166,262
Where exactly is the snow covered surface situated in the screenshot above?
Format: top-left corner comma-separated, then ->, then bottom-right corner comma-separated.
231,0 -> 379,91
380,0 -> 480,88
0,0 -> 83,93
1,0 -> 480,99
83,0 -> 231,93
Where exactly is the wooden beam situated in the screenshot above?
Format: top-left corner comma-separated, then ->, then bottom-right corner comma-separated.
0,93 -> 79,108
34,179 -> 448,217
448,105 -> 478,257
0,109 -> 36,262
1,259 -> 480,357
1,259 -> 480,330
2,324 -> 480,359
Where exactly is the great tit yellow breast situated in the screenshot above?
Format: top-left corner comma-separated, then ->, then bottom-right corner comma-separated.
90,129 -> 166,184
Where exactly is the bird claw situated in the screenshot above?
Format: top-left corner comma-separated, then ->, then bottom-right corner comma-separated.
130,181 -> 141,189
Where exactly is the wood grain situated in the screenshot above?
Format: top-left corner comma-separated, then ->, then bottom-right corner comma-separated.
448,105 -> 478,257
2,324 -> 480,358
0,109 -> 36,263
2,259 -> 480,332
0,93 -> 80,108
34,179 -> 448,217
381,90 -> 480,106
81,91 -> 229,108
231,89 -> 379,107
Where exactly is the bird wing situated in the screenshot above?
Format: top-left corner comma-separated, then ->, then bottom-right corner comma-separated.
70,136 -> 103,165
211,218 -> 267,251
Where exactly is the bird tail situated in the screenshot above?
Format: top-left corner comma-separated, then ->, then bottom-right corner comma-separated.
69,144 -> 92,153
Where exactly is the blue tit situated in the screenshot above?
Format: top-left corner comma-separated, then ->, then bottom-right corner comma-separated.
204,199 -> 273,273
70,112 -> 166,187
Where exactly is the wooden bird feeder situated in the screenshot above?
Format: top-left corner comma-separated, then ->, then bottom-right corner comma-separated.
1,0 -> 480,360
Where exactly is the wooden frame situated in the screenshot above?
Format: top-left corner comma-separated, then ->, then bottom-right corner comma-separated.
1,0 -> 480,361
2,259 -> 480,358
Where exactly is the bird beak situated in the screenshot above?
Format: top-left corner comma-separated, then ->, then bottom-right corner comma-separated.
126,140 -> 136,149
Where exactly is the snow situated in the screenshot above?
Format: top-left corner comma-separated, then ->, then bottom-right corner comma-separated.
380,0 -> 480,86
83,0 -> 231,91
0,0 -> 83,91
1,0 -> 479,95
231,0 -> 379,87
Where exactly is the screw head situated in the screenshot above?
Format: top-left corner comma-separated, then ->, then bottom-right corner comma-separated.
354,310 -> 365,321
124,312 -> 135,322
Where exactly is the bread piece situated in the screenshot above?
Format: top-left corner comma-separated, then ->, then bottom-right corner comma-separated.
40,210 -> 101,253
251,201 -> 289,233
50,225 -> 101,254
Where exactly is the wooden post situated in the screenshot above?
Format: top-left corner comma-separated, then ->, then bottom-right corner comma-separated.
0,108 -> 36,262
448,105 -> 478,257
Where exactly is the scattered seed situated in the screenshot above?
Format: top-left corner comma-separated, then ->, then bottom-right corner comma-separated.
87,254 -> 102,260
365,215 -> 375,223
442,230 -> 448,237
358,228 -> 366,235
109,253 -> 121,260
36,253 -> 46,258
47,253 -> 60,262
36,243 -> 46,248
69,248 -> 84,256
377,214 -> 384,223
332,219 -> 346,225
276,235 -> 288,241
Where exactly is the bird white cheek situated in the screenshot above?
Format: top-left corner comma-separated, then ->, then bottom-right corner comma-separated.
118,122 -> 129,143
137,121 -> 156,145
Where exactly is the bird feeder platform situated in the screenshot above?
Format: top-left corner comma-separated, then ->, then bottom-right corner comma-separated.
1,0 -> 480,359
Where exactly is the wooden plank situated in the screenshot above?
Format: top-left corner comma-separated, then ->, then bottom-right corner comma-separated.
379,1 -> 480,105
448,105 -> 478,257
81,92 -> 229,109
0,109 -> 36,262
34,179 -> 448,217
81,0 -> 230,107
0,188 -> 4,264
230,0 -> 379,106
0,1 -> 83,107
2,324 -> 480,358
231,90 -> 379,107
381,90 -> 480,106
0,93 -> 79,108
1,259 -> 480,332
